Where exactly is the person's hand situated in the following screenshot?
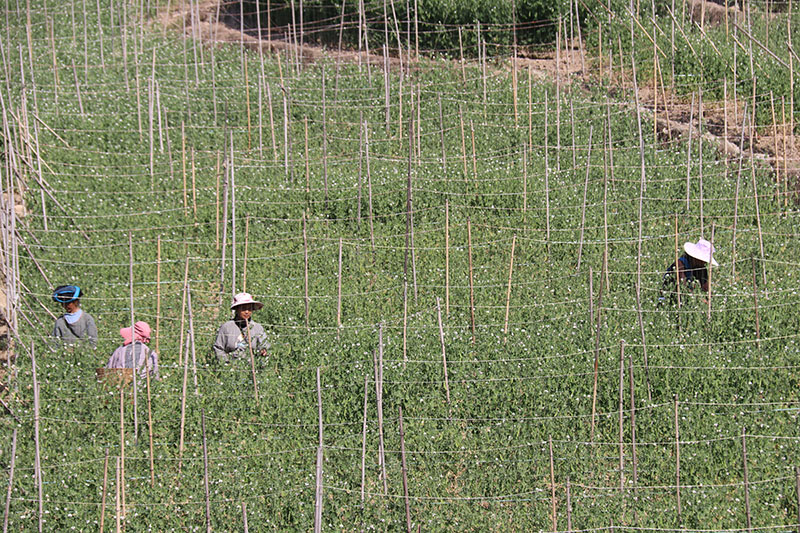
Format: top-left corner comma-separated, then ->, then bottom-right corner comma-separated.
259,349 -> 268,357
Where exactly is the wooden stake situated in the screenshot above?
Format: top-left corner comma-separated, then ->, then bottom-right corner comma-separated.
436,297 -> 450,405
566,478 -> 572,532
503,235 -> 516,340
98,447 -> 108,533
241,502 -> 249,533
618,340 -> 625,491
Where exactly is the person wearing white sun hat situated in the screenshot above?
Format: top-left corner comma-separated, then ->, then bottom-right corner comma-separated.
212,292 -> 270,362
662,238 -> 718,296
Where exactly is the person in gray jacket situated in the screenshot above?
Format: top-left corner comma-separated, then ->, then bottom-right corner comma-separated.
52,285 -> 98,348
213,292 -> 269,362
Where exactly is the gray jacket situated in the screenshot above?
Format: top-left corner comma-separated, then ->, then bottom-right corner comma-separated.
212,319 -> 268,362
52,312 -> 98,348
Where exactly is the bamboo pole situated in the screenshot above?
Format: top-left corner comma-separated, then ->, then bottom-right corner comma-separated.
315,365 -> 324,533
749,157 -> 766,285
364,120 -> 375,257
115,457 -> 121,533
179,255 -> 189,366
2,428 -> 17,533
467,217 -> 476,344
675,396 -> 681,523
503,235 -> 516,340
436,297 -> 450,404
360,374 -> 368,503
201,410 -> 212,533
187,286 -> 199,395
742,427 -> 753,533
178,330 -> 191,472
549,436 -> 557,531
31,343 -> 43,533
375,327 -> 388,494
445,199 -> 450,315
438,95 -> 446,173
243,216 -> 250,292
98,447 -> 108,533
303,212 -> 310,329
618,340 -> 625,491
752,258 -> 761,347
458,104 -> 467,179
566,478 -> 572,532
267,83 -> 278,162
399,406 -> 412,533
241,502 -> 248,533
576,127 -> 593,271
590,260 -> 605,442
628,351 -> 638,510
544,92 -> 551,261
337,237 -> 343,331
732,105 -> 748,279
119,383 -> 125,522
181,122 -> 187,216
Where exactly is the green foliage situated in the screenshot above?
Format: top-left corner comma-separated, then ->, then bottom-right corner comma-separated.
1,0 -> 800,530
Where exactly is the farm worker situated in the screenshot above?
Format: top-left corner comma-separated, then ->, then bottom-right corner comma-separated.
105,321 -> 159,379
663,238 -> 718,294
213,292 -> 269,362
51,284 -> 98,348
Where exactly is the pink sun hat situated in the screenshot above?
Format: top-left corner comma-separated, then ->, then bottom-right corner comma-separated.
120,321 -> 152,345
230,292 -> 263,311
684,239 -> 719,267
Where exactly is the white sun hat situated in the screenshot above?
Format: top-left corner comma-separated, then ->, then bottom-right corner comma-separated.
683,239 -> 719,267
230,292 -> 264,311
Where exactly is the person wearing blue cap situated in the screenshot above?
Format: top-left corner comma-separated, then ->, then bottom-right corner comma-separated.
52,285 -> 98,348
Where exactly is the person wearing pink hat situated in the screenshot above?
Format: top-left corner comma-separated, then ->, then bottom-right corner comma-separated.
105,321 -> 159,379
662,238 -> 719,297
213,292 -> 269,362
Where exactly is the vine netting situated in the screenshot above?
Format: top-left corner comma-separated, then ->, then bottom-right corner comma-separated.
2,0 -> 800,530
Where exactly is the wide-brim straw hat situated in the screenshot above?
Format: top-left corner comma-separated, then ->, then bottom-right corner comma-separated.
120,321 -> 152,345
684,239 -> 719,267
230,292 -> 263,311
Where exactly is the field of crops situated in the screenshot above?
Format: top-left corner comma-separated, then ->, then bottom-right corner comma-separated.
1,0 -> 800,530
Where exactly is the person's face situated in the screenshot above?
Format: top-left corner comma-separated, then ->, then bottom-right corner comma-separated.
63,300 -> 80,314
235,304 -> 255,321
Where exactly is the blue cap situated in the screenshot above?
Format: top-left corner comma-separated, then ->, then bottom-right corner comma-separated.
52,285 -> 82,304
